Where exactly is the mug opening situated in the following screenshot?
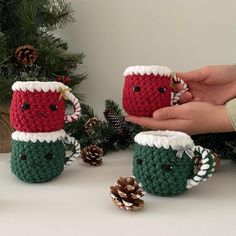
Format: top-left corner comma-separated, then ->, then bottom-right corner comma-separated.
134,131 -> 194,150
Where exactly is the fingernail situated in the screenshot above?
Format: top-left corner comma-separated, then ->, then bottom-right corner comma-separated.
153,111 -> 159,119
125,116 -> 130,122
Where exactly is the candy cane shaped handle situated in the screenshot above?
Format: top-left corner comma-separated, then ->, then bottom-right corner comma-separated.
64,91 -> 81,123
63,134 -> 81,166
186,146 -> 216,189
171,73 -> 189,105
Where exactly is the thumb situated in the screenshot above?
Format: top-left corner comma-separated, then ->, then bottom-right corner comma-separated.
177,68 -> 208,82
153,105 -> 187,120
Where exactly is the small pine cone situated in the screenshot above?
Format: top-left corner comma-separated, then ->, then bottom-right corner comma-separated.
104,109 -> 126,135
110,176 -> 145,211
15,44 -> 38,65
81,145 -> 103,166
84,117 -> 102,133
212,152 -> 221,171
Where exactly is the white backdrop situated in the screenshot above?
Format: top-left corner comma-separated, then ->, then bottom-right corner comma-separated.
59,0 -> 236,114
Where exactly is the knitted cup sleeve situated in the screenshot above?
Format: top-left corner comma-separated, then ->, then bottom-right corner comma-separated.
63,134 -> 81,166
170,74 -> 188,105
186,145 -> 216,189
64,91 -> 81,123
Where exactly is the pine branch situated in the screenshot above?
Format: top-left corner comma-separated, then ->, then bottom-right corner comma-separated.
0,33 -> 7,59
41,0 -> 74,30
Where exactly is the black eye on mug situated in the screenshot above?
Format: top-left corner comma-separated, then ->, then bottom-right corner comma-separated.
161,164 -> 173,172
49,104 -> 57,111
21,103 -> 30,110
19,154 -> 27,160
136,158 -> 143,165
45,153 -> 54,160
133,86 -> 141,92
158,87 -> 166,94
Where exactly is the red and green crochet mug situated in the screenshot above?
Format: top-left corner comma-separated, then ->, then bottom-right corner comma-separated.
122,66 -> 188,117
10,81 -> 81,132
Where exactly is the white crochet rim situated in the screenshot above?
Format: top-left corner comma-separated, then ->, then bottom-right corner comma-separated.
12,130 -> 67,143
123,66 -> 172,77
134,131 -> 194,150
12,81 -> 69,92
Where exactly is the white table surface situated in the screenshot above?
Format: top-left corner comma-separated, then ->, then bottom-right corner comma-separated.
0,150 -> 236,236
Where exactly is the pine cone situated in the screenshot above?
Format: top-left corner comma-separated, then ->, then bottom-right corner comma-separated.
15,44 -> 38,65
81,144 -> 103,166
84,117 -> 102,133
110,176 -> 145,211
212,152 -> 221,171
104,108 -> 127,135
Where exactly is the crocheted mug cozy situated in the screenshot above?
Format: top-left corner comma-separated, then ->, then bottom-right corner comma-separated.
133,131 -> 216,196
11,130 -> 80,183
10,81 -> 81,132
122,66 -> 188,117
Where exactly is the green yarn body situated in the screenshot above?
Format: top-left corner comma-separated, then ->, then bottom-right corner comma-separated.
11,140 -> 66,183
133,144 -> 194,196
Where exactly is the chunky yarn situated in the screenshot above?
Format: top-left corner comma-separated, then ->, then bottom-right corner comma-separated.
123,74 -> 171,117
133,144 -> 194,196
10,81 -> 81,132
11,90 -> 65,132
11,140 -> 66,183
133,131 -> 215,196
122,66 -> 188,117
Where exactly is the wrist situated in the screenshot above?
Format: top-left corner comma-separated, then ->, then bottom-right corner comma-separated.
215,105 -> 234,132
226,99 -> 236,131
229,65 -> 236,99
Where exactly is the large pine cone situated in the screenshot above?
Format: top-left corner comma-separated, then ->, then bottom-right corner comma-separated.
104,108 -> 127,136
110,176 -> 145,211
81,144 -> 103,166
15,44 -> 38,65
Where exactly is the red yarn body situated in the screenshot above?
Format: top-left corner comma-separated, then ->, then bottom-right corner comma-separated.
122,74 -> 171,117
10,90 -> 65,132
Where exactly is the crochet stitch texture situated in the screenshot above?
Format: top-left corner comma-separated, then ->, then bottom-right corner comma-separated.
133,144 -> 215,196
10,90 -> 65,132
11,140 -> 66,183
123,74 -> 171,117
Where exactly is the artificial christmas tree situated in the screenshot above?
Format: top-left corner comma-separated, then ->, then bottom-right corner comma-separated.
0,0 -> 85,103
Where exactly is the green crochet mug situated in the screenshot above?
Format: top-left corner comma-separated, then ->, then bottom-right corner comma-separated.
11,130 -> 80,183
133,131 -> 216,196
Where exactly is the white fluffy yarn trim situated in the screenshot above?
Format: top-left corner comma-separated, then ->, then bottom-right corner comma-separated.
134,131 -> 194,150
123,66 -> 172,77
12,130 -> 67,143
12,81 -> 69,92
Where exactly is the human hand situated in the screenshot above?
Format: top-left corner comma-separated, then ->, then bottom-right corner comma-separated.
177,65 -> 236,105
125,102 -> 233,135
